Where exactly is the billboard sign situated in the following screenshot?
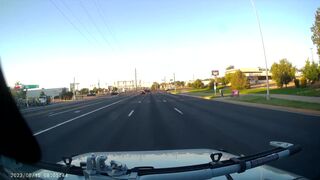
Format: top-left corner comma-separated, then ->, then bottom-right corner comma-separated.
212,70 -> 219,76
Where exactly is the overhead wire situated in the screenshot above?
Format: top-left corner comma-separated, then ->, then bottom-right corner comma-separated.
92,0 -> 118,44
78,0 -> 114,50
49,0 -> 93,45
58,0 -> 102,47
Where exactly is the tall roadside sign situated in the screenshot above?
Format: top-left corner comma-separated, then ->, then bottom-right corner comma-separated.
23,84 -> 39,107
211,70 -> 219,96
24,85 -> 39,89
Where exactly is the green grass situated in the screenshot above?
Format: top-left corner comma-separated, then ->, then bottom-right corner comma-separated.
181,86 -> 320,97
231,95 -> 320,111
183,87 -> 226,97
256,87 -> 320,97
239,88 -> 266,94
238,86 -> 320,97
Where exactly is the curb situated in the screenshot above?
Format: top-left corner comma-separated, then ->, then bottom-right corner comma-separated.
176,93 -> 320,117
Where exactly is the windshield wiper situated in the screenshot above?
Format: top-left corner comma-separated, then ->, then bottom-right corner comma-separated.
0,141 -> 302,180
128,141 -> 301,179
32,158 -> 84,176
77,141 -> 300,179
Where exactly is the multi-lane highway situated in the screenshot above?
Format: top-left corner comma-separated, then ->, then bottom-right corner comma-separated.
22,92 -> 320,179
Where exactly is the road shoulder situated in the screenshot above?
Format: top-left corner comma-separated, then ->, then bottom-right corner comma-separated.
177,93 -> 320,117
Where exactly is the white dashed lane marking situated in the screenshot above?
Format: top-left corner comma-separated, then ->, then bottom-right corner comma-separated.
128,110 -> 134,117
174,108 -> 183,115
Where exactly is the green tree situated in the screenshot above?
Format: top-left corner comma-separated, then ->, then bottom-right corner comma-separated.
80,88 -> 89,95
175,81 -> 185,87
270,59 -> 296,88
230,70 -> 248,90
294,79 -> 300,88
302,59 -> 319,84
300,77 -> 307,88
112,87 -> 118,92
311,7 -> 320,58
151,82 -> 160,90
226,65 -> 234,70
225,73 -> 232,85
11,81 -> 26,99
60,88 -> 73,100
40,91 -> 46,96
217,77 -> 228,85
208,79 -> 215,89
192,79 -> 204,89
92,87 -> 98,93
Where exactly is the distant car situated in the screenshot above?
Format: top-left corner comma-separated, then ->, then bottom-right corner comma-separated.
110,91 -> 118,95
144,89 -> 150,93
87,93 -> 96,96
140,90 -> 146,94
38,96 -> 49,105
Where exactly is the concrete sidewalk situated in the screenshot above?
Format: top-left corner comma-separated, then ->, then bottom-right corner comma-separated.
214,97 -> 320,117
247,93 -> 320,103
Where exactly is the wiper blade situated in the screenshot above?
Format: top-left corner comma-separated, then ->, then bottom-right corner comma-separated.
8,141 -> 299,180
31,161 -> 84,176
129,141 -> 301,178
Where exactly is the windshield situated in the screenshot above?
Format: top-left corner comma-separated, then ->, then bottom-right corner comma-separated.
1,0 -> 320,179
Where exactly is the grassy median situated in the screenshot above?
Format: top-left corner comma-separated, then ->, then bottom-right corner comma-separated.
179,86 -> 320,97
230,95 -> 320,111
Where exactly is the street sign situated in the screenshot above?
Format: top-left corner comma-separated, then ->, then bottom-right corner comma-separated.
212,70 -> 219,76
14,85 -> 23,90
24,85 -> 39,89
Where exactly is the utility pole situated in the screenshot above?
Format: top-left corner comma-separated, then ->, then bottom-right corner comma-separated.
251,0 -> 270,100
135,68 -> 137,91
173,73 -> 176,92
73,77 -> 76,100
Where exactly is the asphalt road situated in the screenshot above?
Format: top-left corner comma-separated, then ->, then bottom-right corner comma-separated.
22,92 -> 320,179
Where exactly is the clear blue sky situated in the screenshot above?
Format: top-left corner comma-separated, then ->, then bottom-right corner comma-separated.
0,0 -> 319,88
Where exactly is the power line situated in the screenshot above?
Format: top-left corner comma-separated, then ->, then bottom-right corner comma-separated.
49,0 -> 92,44
92,0 -> 118,44
78,0 -> 114,50
58,0 -> 102,47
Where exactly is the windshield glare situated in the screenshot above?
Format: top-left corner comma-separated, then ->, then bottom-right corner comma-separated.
1,0 -> 320,179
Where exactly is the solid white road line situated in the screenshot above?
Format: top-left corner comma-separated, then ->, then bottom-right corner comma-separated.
163,99 -> 167,102
33,99 -> 126,136
174,107 -> 183,115
48,100 -> 106,117
74,110 -> 80,113
48,109 -> 75,117
128,110 -> 134,117
138,101 -> 141,103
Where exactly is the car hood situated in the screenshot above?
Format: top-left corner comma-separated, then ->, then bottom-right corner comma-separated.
38,149 -> 304,179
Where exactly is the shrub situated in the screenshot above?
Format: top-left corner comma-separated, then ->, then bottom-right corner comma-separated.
192,79 -> 204,89
300,77 -> 307,88
230,70 -> 249,90
294,79 -> 300,88
208,79 -> 215,89
270,59 -> 296,88
302,59 -> 319,84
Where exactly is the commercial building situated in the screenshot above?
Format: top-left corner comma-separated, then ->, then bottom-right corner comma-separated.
114,80 -> 141,92
26,88 -> 65,98
225,67 -> 272,84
